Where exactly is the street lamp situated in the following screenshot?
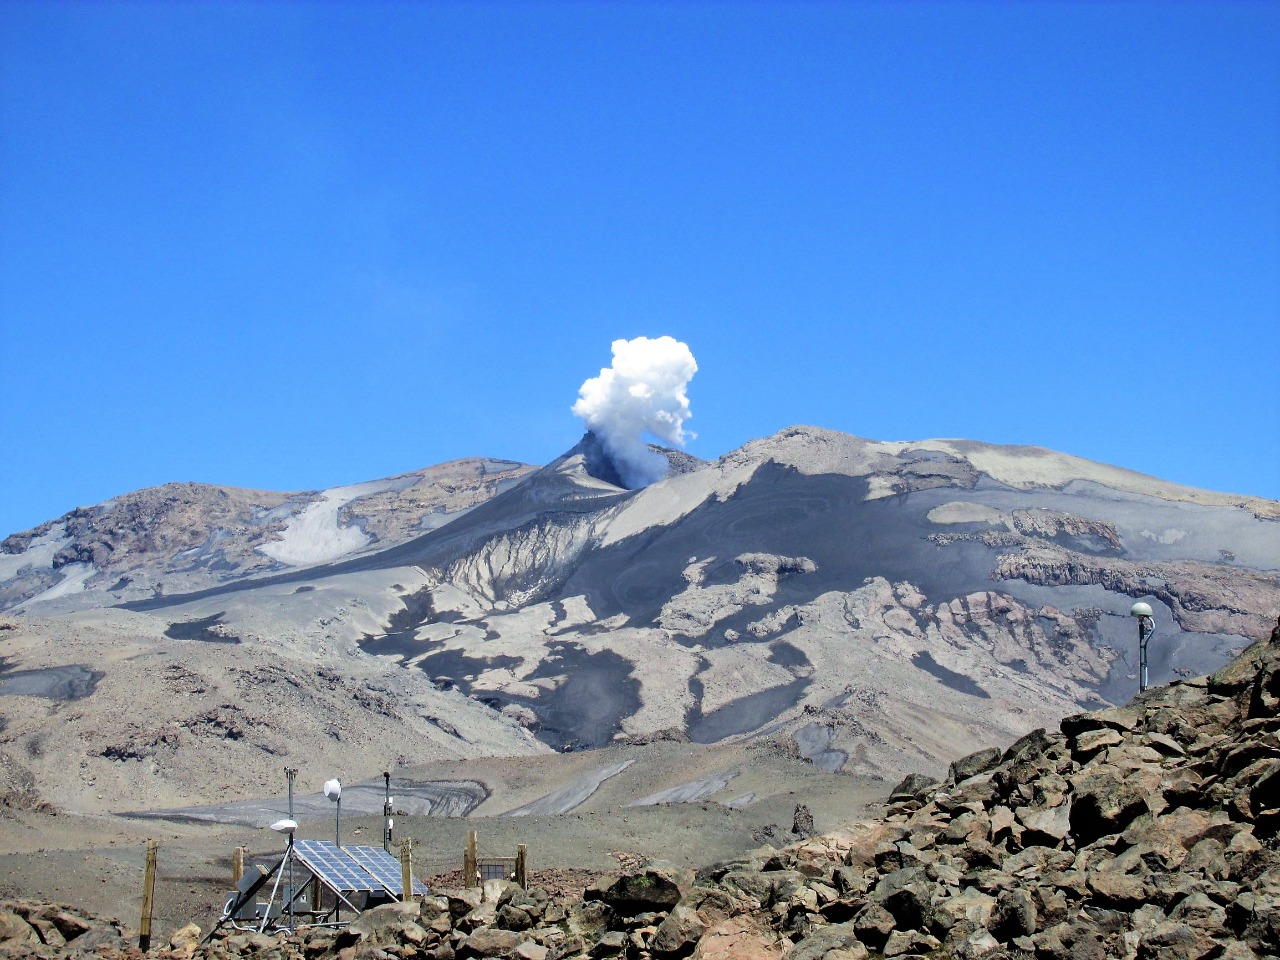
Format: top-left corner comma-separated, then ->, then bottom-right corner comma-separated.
324,778 -> 343,924
324,778 -> 342,847
1130,602 -> 1155,693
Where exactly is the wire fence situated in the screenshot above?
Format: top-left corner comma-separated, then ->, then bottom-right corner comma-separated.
128,828 -> 540,945
139,843 -> 243,946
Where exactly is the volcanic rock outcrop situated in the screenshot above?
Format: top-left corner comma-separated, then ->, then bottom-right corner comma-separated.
0,459 -> 535,609
0,900 -> 129,956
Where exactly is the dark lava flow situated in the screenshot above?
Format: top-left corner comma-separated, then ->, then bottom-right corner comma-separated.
362,627 -> 640,752
558,465 -> 1009,630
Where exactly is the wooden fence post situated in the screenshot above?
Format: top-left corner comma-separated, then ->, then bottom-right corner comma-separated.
139,839 -> 158,952
232,846 -> 244,886
400,839 -> 414,902
515,844 -> 527,890
464,831 -> 478,889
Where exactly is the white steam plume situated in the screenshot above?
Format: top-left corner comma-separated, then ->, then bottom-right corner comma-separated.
572,336 -> 698,489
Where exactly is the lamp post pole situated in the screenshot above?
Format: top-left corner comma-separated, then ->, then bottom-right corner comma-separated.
286,829 -> 295,929
284,768 -> 297,928
1138,616 -> 1154,692
383,771 -> 392,853
1130,602 -> 1156,694
324,778 -> 342,925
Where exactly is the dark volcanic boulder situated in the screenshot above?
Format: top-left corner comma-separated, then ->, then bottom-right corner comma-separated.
948,746 -> 1003,783
1032,919 -> 1106,960
586,863 -> 692,917
870,866 -> 935,932
1068,768 -> 1149,845
345,900 -> 425,945
783,921 -> 865,959
0,910 -> 38,949
888,772 -> 937,801
791,804 -> 816,839
989,888 -> 1037,939
852,902 -> 896,950
651,905 -> 705,957
458,926 -> 520,958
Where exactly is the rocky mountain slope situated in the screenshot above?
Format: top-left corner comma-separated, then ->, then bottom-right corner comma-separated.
8,618 -> 1279,960
0,458 -> 535,611
0,428 -> 1277,820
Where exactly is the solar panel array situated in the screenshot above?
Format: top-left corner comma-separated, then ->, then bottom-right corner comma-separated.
293,840 -> 428,897
345,844 -> 430,897
294,840 -> 380,894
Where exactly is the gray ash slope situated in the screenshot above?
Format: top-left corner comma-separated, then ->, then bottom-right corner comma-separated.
2,427 -> 1278,810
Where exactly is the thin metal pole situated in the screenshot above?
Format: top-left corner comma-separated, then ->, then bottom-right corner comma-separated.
285,768 -> 297,929
334,794 -> 342,926
259,839 -> 289,934
1138,616 -> 1153,693
383,771 -> 392,852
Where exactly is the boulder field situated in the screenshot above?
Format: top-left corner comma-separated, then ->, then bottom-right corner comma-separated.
5,616 -> 1280,960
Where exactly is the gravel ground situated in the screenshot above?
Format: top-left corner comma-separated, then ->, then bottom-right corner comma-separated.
0,745 -> 885,945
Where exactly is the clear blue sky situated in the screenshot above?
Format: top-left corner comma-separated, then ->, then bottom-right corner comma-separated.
2,1 -> 1277,538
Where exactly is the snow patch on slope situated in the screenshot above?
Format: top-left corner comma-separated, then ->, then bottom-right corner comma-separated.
259,479 -> 400,567
506,758 -> 635,816
629,770 -> 739,806
0,528 -> 67,580
15,562 -> 94,609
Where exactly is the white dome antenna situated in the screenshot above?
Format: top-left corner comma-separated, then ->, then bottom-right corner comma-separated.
324,778 -> 342,848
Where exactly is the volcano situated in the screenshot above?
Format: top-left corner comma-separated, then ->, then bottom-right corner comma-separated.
0,427 -> 1277,819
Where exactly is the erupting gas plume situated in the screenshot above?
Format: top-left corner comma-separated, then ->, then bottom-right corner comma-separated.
572,336 -> 697,489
